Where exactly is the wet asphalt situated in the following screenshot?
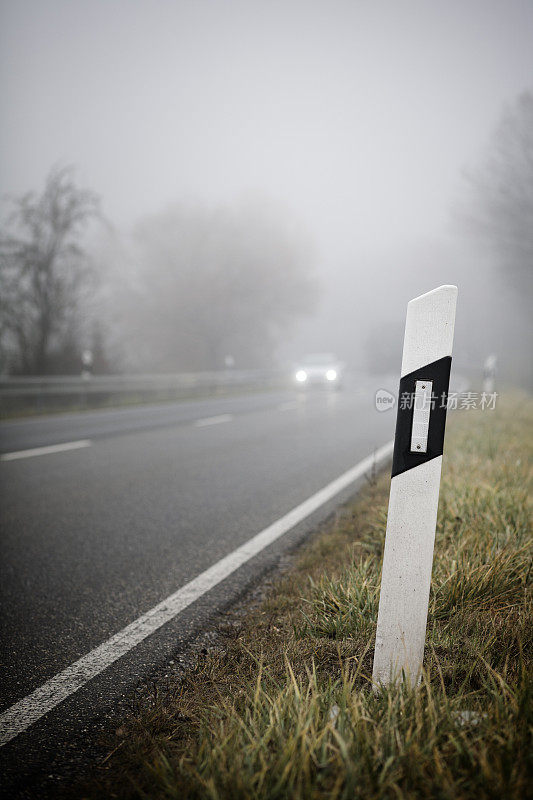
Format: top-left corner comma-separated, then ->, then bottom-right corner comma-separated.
0,384 -> 394,795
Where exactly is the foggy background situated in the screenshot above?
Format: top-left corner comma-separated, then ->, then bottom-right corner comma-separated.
1,0 -> 532,385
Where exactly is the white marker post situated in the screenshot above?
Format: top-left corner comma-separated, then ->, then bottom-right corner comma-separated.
373,285 -> 457,688
483,354 -> 497,394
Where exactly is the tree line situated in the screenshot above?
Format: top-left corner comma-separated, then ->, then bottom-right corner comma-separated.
1,90 -> 532,377
0,172 -> 317,375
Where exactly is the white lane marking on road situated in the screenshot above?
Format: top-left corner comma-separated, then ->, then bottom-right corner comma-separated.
277,401 -> 300,411
0,440 -> 92,462
0,439 -> 393,746
193,414 -> 233,427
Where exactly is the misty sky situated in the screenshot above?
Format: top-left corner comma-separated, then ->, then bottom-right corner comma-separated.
1,0 -> 533,366
2,1 -> 532,249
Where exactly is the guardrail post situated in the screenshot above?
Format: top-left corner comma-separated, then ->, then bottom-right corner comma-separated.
372,285 -> 458,688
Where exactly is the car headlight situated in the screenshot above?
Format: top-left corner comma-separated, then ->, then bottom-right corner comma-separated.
326,369 -> 337,381
295,370 -> 307,382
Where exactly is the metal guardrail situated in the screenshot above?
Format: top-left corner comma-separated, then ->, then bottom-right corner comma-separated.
0,370 -> 286,416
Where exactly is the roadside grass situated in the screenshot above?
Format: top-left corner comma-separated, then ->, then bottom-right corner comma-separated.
81,392 -> 532,800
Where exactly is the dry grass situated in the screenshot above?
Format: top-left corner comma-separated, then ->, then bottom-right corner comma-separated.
79,392 -> 533,800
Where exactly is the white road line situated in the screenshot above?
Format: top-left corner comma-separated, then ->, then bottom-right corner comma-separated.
0,439 -> 393,746
193,414 -> 233,427
0,440 -> 92,462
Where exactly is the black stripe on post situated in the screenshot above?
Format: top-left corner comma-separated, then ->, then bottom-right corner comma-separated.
391,356 -> 452,478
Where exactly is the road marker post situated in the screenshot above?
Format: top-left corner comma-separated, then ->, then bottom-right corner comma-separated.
483,353 -> 497,394
372,285 -> 458,688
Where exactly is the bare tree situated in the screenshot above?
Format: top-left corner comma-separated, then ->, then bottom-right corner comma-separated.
457,91 -> 533,387
462,91 -> 533,310
118,200 -> 318,371
0,166 -> 100,373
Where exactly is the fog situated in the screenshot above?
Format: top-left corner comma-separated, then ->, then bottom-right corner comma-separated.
1,0 -> 532,384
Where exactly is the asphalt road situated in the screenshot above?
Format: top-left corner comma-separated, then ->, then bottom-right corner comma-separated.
0,384 -> 395,793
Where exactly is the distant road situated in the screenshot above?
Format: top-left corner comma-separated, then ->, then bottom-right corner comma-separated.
0,386 -> 394,791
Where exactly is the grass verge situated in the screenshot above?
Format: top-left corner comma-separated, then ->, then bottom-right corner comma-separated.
0,383 -> 286,420
80,392 -> 532,799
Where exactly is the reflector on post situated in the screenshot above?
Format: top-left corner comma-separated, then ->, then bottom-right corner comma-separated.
410,380 -> 433,453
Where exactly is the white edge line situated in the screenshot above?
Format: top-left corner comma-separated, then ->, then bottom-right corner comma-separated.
193,414 -> 233,427
0,439 -> 393,746
1,440 -> 92,462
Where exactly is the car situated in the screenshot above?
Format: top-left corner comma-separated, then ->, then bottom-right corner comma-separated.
293,353 -> 344,389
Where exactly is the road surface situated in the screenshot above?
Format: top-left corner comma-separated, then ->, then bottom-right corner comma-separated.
0,385 -> 394,793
